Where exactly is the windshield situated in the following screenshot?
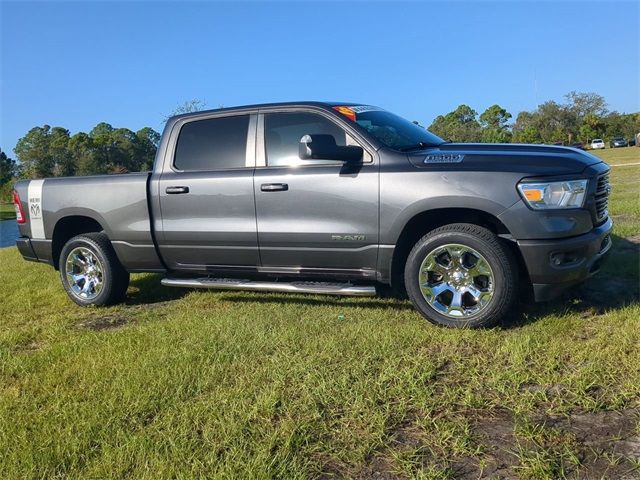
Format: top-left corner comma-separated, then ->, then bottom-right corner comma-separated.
333,105 -> 444,150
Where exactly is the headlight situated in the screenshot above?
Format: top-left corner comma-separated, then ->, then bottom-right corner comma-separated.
517,179 -> 588,209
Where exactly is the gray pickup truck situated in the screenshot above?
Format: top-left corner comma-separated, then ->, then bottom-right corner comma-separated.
13,102 -> 612,327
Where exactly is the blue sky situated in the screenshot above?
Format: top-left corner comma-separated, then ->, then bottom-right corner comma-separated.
1,1 -> 638,154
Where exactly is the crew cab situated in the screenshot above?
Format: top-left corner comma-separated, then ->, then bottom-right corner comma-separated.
13,102 -> 613,328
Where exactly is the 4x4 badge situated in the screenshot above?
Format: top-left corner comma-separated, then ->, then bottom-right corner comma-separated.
332,234 -> 366,241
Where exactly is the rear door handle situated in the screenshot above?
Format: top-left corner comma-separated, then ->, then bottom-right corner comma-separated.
261,183 -> 288,192
166,186 -> 189,194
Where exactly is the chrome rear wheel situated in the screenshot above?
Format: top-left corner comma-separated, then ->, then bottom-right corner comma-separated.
60,233 -> 129,306
65,246 -> 104,300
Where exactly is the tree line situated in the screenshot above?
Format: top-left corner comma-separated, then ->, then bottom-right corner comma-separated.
1,91 -> 639,202
0,123 -> 160,201
428,91 -> 639,145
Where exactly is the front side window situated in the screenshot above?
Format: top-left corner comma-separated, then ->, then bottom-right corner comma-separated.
264,112 -> 348,167
174,115 -> 249,171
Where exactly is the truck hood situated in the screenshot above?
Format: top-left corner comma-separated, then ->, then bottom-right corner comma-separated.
408,143 -> 604,175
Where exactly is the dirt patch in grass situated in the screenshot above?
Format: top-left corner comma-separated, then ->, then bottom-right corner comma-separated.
335,404 -> 637,478
355,456 -> 400,480
349,413 -> 466,479
75,302 -> 173,331
13,340 -> 44,353
77,313 -> 130,330
467,412 -> 520,478
467,409 -> 640,479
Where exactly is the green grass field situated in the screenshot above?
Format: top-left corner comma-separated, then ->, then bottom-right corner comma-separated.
1,148 -> 639,479
0,203 -> 16,221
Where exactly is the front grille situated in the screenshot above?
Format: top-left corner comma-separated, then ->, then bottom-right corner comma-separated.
594,172 -> 610,224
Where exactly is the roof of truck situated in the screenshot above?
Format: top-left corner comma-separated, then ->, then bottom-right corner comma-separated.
168,101 -> 358,121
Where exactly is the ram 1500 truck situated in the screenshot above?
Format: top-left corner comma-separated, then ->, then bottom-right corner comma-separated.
13,102 -> 613,328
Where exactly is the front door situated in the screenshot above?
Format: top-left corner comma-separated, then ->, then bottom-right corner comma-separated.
254,110 -> 379,276
156,112 -> 259,271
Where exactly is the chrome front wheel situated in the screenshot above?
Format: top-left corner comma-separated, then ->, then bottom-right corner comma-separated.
419,244 -> 495,318
405,223 -> 517,328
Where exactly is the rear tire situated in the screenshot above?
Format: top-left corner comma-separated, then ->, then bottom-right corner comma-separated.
404,223 -> 518,328
59,233 -> 130,306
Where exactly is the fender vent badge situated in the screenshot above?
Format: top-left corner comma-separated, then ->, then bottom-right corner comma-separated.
423,154 -> 464,164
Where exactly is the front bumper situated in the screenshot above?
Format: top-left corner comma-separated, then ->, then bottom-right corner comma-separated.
517,217 -> 613,301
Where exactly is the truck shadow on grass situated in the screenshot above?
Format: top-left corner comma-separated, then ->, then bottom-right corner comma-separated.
507,234 -> 640,328
126,273 -> 189,305
78,275 -> 185,331
220,234 -> 639,329
119,235 -> 638,328
218,292 -> 418,312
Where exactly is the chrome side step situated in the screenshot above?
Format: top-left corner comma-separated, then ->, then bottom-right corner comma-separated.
160,277 -> 377,297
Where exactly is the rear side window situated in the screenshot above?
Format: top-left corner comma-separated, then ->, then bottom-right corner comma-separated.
264,112 -> 347,167
174,115 -> 249,171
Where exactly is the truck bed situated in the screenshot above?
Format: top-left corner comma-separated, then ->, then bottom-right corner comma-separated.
15,173 -> 164,272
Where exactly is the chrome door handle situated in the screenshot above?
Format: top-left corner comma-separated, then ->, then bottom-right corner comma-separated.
166,186 -> 190,194
260,183 -> 288,192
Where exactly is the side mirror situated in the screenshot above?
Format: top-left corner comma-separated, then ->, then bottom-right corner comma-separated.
298,134 -> 363,163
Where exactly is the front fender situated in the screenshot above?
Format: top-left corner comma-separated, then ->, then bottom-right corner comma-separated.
383,196 -> 515,245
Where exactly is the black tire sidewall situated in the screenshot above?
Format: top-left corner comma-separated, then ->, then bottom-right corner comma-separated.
405,228 -> 515,328
59,235 -> 119,307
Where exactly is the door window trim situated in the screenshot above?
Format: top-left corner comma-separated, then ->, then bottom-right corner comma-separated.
164,111 -> 258,174
256,108 -> 375,168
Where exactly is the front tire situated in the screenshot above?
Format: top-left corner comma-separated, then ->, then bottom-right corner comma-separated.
59,233 -> 130,306
404,223 -> 518,328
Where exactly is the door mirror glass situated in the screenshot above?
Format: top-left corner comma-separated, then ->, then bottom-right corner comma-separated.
299,134 -> 363,162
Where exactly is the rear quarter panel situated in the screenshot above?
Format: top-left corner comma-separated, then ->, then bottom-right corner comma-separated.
17,173 -> 163,271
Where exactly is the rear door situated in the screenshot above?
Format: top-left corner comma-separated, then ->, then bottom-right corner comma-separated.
156,112 -> 259,271
254,109 -> 379,277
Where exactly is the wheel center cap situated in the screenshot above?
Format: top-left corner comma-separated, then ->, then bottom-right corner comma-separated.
452,271 -> 465,283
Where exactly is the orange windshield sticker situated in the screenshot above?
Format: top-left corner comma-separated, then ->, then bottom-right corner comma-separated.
332,106 -> 357,122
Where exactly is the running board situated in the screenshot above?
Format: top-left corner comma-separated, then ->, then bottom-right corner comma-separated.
160,277 -> 376,297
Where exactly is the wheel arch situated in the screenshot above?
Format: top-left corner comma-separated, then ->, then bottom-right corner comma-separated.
52,216 -> 105,269
389,207 -> 528,292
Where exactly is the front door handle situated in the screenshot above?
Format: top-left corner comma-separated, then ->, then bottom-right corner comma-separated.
166,186 -> 190,194
261,183 -> 288,192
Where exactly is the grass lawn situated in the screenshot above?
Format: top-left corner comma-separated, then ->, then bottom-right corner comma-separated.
1,148 -> 639,479
0,203 -> 16,221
